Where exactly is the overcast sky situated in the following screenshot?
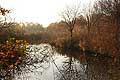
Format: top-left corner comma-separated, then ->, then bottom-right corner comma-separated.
0,0 -> 95,27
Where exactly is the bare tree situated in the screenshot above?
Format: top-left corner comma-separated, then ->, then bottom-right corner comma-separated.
81,3 -> 102,49
60,5 -> 80,41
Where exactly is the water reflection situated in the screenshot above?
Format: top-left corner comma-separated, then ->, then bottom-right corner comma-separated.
55,57 -> 87,80
52,46 -> 120,80
13,44 -> 87,80
14,44 -> 53,80
4,44 -> 120,80
85,56 -> 120,80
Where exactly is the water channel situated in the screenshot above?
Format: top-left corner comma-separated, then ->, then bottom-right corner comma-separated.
4,44 -> 120,80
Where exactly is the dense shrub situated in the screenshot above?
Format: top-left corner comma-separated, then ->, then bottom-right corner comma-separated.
0,38 -> 28,78
51,37 -> 81,54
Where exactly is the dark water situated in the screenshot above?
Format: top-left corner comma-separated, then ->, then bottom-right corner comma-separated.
3,44 -> 120,80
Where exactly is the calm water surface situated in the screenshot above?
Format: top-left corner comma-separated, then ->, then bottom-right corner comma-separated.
13,44 -> 86,80
12,44 -> 120,80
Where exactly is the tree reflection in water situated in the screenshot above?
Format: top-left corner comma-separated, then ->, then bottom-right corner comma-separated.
85,56 -> 120,80
14,44 -> 53,80
54,56 -> 87,80
54,51 -> 120,80
5,44 -> 120,80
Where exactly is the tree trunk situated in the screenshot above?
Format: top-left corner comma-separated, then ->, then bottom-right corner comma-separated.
70,30 -> 73,40
115,20 -> 120,56
70,29 -> 73,48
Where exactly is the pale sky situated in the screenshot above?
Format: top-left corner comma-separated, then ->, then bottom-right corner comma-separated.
0,0 -> 95,27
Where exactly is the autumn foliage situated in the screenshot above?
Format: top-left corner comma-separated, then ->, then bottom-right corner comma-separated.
0,38 -> 28,77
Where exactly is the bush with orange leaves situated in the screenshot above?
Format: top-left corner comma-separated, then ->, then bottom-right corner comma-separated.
0,38 -> 28,78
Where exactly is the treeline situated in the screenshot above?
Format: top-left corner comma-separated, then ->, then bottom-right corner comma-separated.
0,0 -> 120,57
46,0 -> 120,57
0,22 -> 49,44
